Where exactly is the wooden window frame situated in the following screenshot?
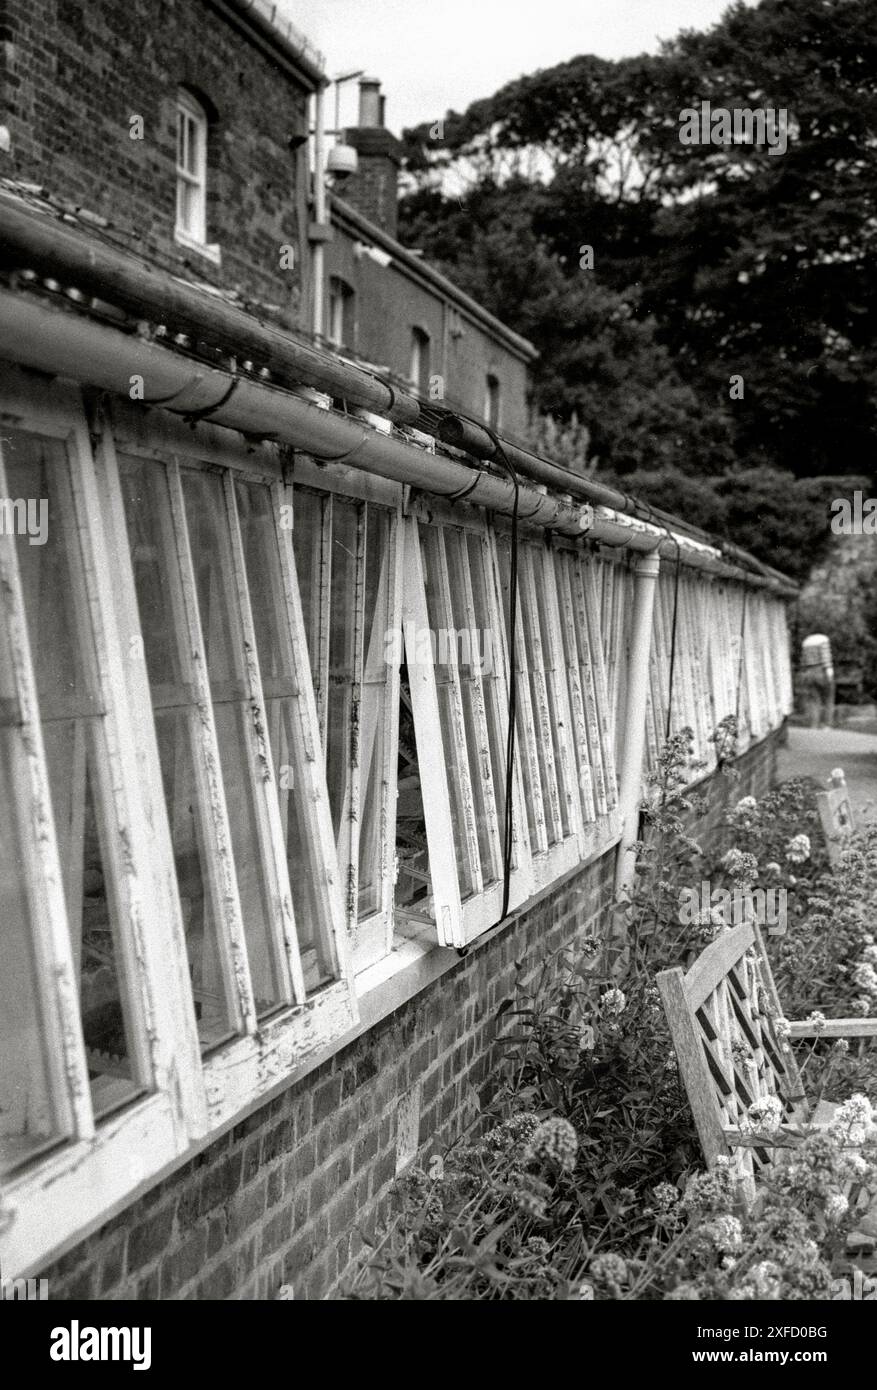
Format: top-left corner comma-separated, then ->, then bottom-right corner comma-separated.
327,277 -> 356,351
175,90 -> 208,248
102,405 -> 357,1129
0,373 -> 357,1277
409,327 -> 430,398
0,372 -> 200,1277
288,456 -> 403,975
550,541 -> 623,859
402,502 -> 534,947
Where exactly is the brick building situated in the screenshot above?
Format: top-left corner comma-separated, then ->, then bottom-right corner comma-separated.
0,0 -> 795,1298
321,79 -> 536,434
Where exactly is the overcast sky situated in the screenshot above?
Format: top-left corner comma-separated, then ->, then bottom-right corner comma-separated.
281,0 -> 753,134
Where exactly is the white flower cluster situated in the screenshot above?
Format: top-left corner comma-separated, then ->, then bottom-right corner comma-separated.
852,960 -> 877,1000
721,848 -> 759,885
600,986 -> 626,1016
701,1214 -> 744,1254
784,833 -> 811,865
828,1094 -> 875,1147
824,1191 -> 849,1222
743,1094 -> 784,1135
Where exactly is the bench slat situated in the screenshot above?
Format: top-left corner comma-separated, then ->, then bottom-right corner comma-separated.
685,919 -> 755,1011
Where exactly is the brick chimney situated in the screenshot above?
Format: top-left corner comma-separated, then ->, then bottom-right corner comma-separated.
342,78 -> 402,239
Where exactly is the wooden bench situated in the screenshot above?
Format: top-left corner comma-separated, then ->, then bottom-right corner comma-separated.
816,767 -> 856,866
656,918 -> 877,1208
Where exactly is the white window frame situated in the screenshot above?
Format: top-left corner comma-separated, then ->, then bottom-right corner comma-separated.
551,542 -> 622,858
0,371 -> 357,1278
288,456 -> 403,975
402,501 -> 534,947
327,277 -> 355,349
0,371 -> 201,1278
493,525 -> 585,891
174,90 -> 220,264
102,404 -> 357,1125
485,374 -> 501,431
409,327 -> 430,396
646,563 -> 724,779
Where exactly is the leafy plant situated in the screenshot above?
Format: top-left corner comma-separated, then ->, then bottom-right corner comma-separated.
341,727 -> 877,1299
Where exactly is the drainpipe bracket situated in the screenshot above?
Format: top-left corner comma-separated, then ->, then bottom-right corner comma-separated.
307,221 -> 334,243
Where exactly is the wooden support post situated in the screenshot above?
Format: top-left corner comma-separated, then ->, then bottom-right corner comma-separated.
614,549 -> 660,900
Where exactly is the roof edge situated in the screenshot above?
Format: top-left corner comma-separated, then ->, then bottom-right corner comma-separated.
330,194 -> 539,363
218,0 -> 327,87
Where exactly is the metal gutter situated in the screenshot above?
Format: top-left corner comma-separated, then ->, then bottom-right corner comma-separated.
0,194 -> 796,592
0,192 -> 418,424
0,289 -> 592,536
220,0 -> 327,87
0,285 -> 795,595
435,413 -> 797,592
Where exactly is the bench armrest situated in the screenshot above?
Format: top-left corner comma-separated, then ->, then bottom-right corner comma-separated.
787,1018 -> 877,1039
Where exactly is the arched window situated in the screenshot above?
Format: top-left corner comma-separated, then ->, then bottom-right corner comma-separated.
410,327 -> 431,396
175,89 -> 209,246
485,373 -> 501,430
327,276 -> 356,348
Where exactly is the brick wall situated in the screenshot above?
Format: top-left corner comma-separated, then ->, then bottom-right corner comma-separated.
39,730 -> 782,1300
328,210 -> 533,436
341,128 -> 401,240
0,0 -> 309,323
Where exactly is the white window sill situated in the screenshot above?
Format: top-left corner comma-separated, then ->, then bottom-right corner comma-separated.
173,228 -> 222,266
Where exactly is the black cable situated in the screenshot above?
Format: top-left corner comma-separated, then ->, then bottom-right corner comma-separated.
664,534 -> 682,743
481,425 -> 519,924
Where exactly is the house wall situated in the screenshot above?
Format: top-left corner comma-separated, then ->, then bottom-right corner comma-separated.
39,728 -> 782,1300
0,0 -> 310,321
326,218 -> 533,436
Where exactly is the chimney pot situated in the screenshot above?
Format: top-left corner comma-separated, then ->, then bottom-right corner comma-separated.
358,77 -> 383,128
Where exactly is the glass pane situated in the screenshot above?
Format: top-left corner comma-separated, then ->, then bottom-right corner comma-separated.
7,431 -> 141,1116
532,547 -> 572,839
292,488 -> 328,730
182,468 -> 285,1014
467,531 -> 509,849
518,548 -> 558,844
0,605 -> 59,1172
495,534 -> 541,846
326,499 -> 360,848
444,529 -> 497,884
358,508 -> 391,917
119,456 -> 238,1048
185,114 -> 198,175
234,480 -> 336,991
554,551 -> 591,823
420,527 -> 475,897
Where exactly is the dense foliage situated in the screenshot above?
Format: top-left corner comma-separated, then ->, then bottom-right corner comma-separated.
397,0 -> 877,579
342,727 -> 877,1299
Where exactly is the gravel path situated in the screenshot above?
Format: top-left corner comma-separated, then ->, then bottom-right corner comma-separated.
777,726 -> 877,823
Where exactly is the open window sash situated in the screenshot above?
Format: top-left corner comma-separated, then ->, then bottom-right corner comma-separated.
287,458 -> 403,976
94,403 -> 357,1135
0,371 -> 194,1280
401,506 -> 532,948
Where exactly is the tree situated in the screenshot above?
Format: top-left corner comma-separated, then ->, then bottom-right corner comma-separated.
399,0 -> 877,484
